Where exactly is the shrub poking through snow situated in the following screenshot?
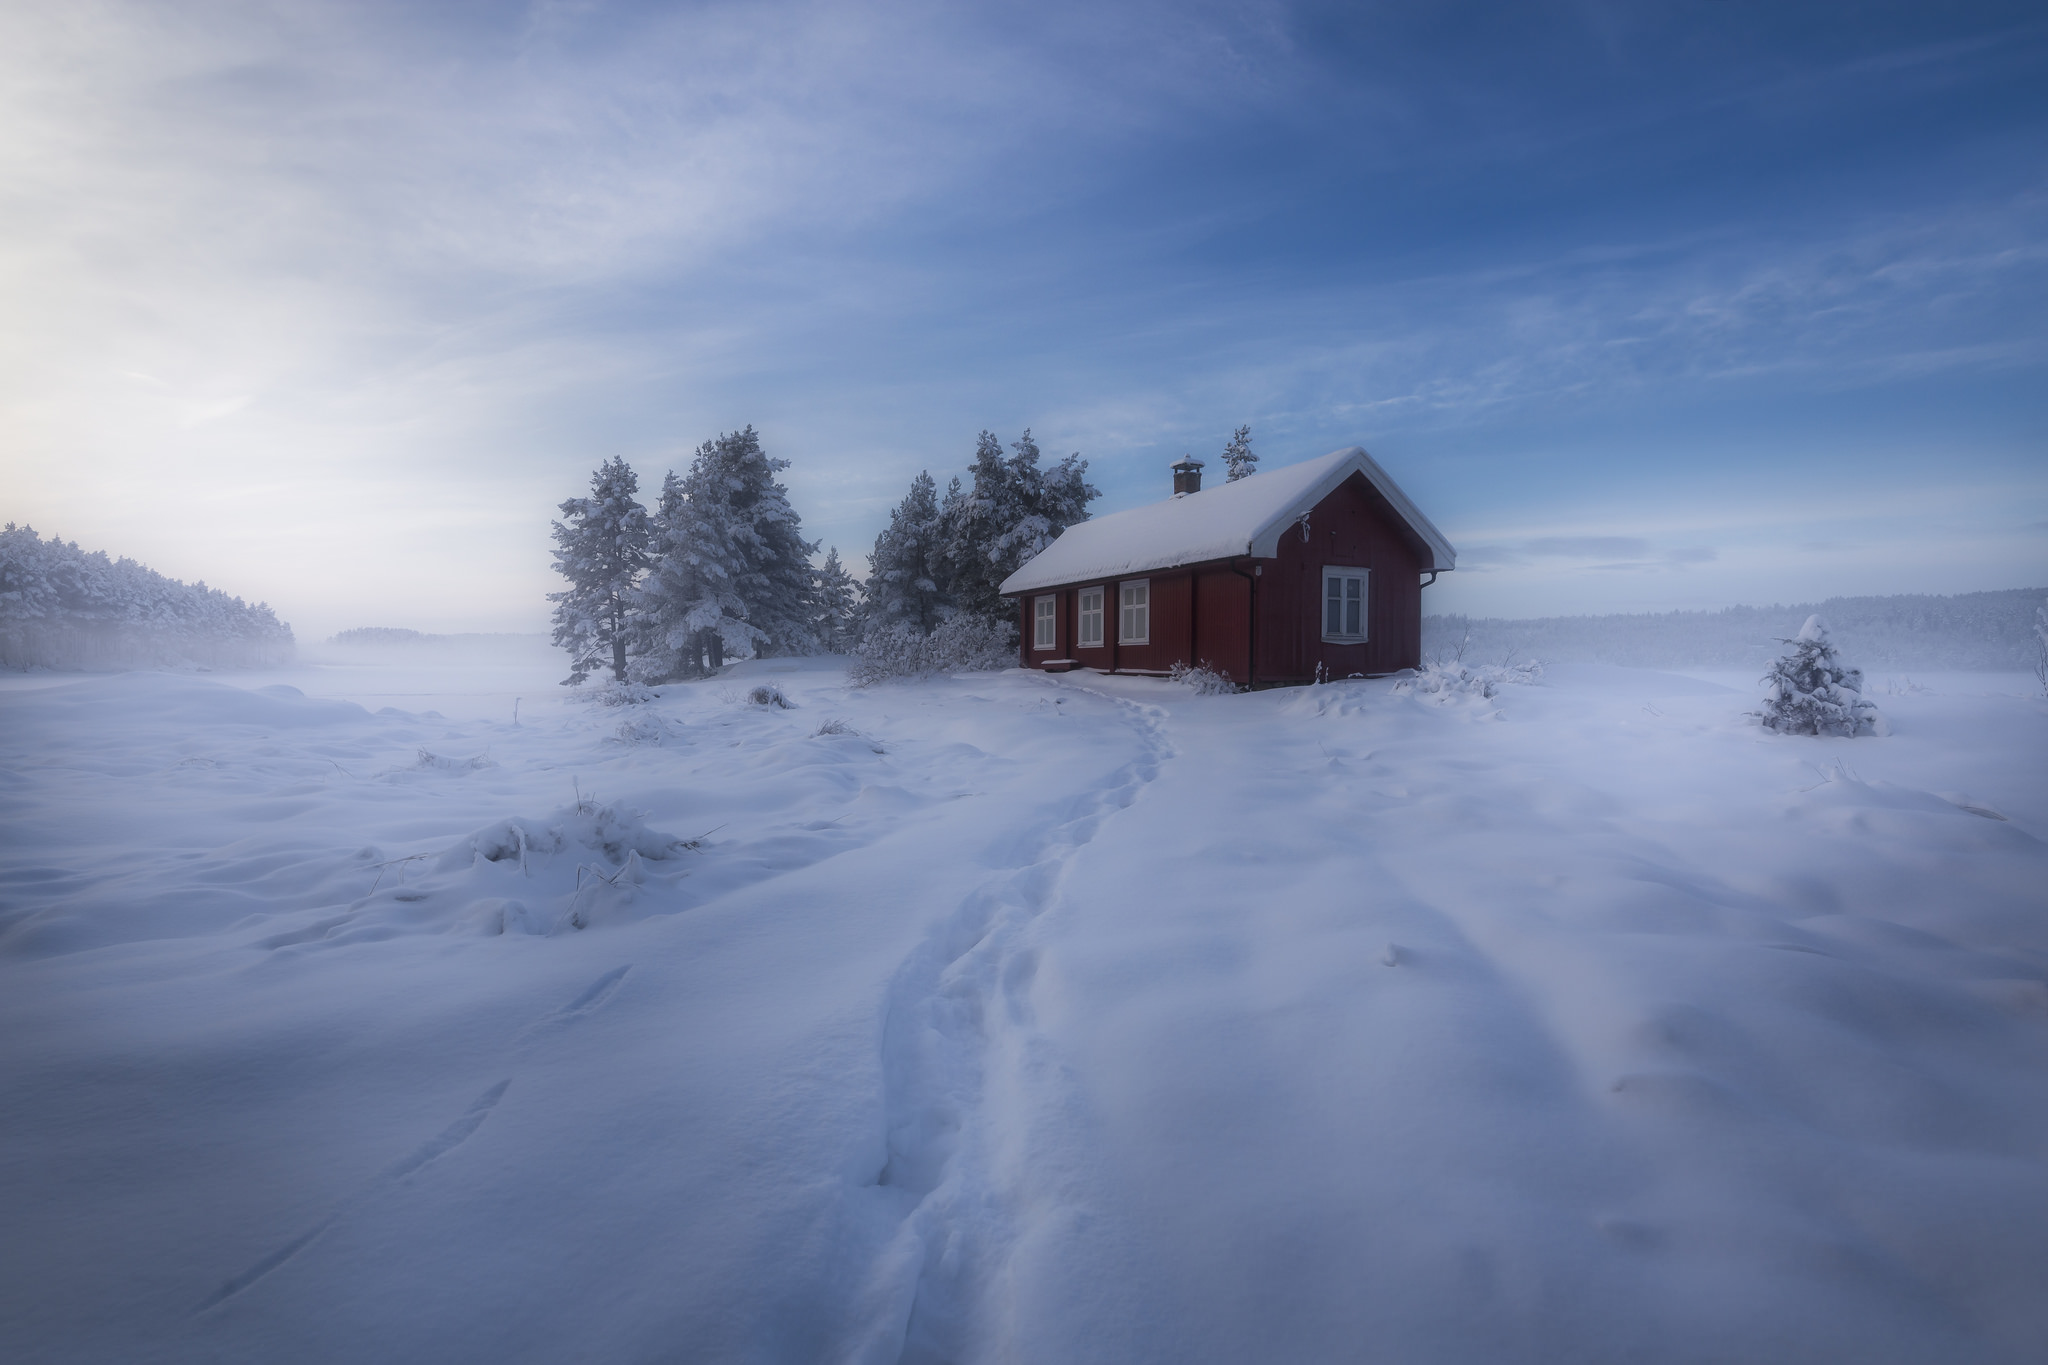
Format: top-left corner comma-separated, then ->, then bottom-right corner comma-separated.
1394,657 -> 1543,701
590,680 -> 658,707
746,684 -> 794,708
848,615 -> 1017,685
812,717 -> 854,736
1754,615 -> 1886,737
414,749 -> 495,772
612,715 -> 669,746
1169,661 -> 1240,695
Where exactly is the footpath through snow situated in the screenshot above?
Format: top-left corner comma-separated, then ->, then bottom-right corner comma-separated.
1,654 -> 2045,1363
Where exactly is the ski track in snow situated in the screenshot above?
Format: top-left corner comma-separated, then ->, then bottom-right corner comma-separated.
855,684 -> 1173,1365
195,1078 -> 513,1313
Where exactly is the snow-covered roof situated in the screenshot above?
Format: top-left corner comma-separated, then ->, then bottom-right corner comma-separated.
999,446 -> 1456,595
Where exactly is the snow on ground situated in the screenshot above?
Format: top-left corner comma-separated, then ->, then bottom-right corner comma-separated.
1,652 -> 2045,1364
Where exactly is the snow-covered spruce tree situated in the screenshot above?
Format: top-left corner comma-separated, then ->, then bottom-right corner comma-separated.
635,467 -> 751,681
943,429 -> 1096,630
549,457 -> 651,685
812,546 -> 860,654
1222,424 -> 1258,482
1755,615 -> 1886,736
637,428 -> 820,679
711,426 -> 821,658
863,470 -> 952,635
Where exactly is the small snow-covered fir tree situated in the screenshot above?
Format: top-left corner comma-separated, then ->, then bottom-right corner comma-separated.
1222,425 -> 1258,482
811,546 -> 860,654
549,457 -> 650,685
1755,615 -> 1886,736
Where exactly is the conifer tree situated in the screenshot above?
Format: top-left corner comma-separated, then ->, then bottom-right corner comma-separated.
812,547 -> 860,654
637,426 -> 820,677
1223,425 -> 1258,481
549,456 -> 650,685
635,466 -> 751,680
943,429 -> 1097,630
1756,615 -> 1885,736
710,426 -> 820,657
864,471 -> 950,634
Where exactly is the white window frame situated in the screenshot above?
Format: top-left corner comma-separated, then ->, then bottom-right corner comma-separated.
1118,579 -> 1150,645
1321,566 -> 1368,644
1076,586 -> 1105,649
1033,594 -> 1058,651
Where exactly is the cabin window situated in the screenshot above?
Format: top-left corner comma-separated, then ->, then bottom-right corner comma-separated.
1077,587 -> 1104,648
1033,595 -> 1058,650
1322,567 -> 1367,643
1119,580 -> 1150,645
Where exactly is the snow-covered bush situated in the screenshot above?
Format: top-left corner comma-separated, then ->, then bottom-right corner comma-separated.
1169,660 -> 1241,695
1754,615 -> 1886,737
612,715 -> 669,746
0,523 -> 294,671
589,680 -> 658,707
848,615 -> 1017,685
746,684 -> 794,708
1393,657 -> 1543,701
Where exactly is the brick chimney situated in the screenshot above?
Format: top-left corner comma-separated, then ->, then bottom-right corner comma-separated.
1170,456 -> 1204,496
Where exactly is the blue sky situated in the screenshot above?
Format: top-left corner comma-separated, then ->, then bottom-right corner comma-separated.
3,0 -> 2043,635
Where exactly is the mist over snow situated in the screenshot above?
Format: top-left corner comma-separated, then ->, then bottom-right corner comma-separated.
3,646 -> 2046,1362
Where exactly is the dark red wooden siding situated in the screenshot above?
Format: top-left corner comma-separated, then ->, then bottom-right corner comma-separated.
1255,471 -> 1426,680
1009,469 -> 1431,682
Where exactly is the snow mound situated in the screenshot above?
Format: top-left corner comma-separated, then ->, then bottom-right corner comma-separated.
310,802 -> 703,942
1392,657 -> 1544,701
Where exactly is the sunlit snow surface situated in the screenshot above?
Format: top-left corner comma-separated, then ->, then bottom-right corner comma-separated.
2,649 -> 2045,1364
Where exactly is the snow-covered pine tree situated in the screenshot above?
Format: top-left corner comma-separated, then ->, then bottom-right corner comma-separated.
812,547 -> 860,654
1755,615 -> 1886,736
944,429 -> 1098,630
863,471 -> 951,635
634,466 -> 751,681
942,431 -> 1019,627
549,457 -> 651,685
703,426 -> 820,658
1222,424 -> 1258,481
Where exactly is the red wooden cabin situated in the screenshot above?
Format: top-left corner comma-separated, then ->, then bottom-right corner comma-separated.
999,447 -> 1455,686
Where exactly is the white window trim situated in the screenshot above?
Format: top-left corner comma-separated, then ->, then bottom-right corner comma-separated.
1321,565 -> 1368,644
1076,586 -> 1105,649
1033,594 -> 1058,651
1119,579 -> 1150,645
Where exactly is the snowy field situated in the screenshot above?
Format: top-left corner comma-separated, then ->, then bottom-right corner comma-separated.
3,649 -> 2046,1364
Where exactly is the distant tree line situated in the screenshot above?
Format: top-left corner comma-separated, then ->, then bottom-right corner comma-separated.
549,426 -> 1100,685
0,523 -> 295,671
1424,589 -> 2048,673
